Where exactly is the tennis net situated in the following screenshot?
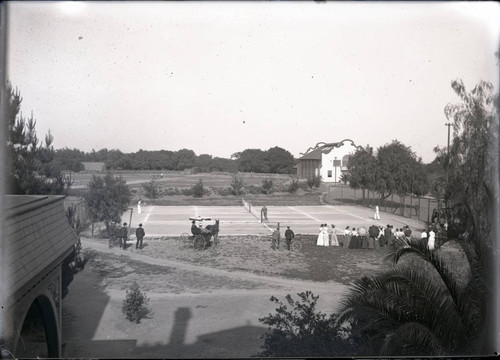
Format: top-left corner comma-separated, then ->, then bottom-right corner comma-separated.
241,198 -> 262,221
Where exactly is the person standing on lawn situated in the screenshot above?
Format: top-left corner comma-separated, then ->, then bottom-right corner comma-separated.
271,227 -> 281,250
359,226 -> 368,249
330,224 -> 339,246
384,225 -> 393,247
428,227 -> 436,250
316,224 -> 329,246
135,223 -> 145,249
350,227 -> 360,248
284,226 -> 295,250
404,226 -> 412,238
120,222 -> 128,249
343,226 -> 352,249
261,206 -> 268,222
368,224 -> 380,249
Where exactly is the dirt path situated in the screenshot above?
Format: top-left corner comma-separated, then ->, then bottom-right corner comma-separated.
62,238 -> 349,358
81,237 -> 347,294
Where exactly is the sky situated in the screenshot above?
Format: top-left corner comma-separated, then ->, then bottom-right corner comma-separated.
6,1 -> 500,163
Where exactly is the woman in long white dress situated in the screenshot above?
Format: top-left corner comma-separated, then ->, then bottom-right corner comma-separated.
330,224 -> 339,246
428,229 -> 436,250
322,225 -> 330,246
316,224 -> 329,246
316,224 -> 323,246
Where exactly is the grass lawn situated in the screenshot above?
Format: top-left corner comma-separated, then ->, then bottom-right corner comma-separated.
85,234 -> 394,287
67,170 -> 328,206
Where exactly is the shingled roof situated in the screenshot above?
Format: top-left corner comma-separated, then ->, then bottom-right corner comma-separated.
298,139 -> 361,160
3,195 -> 79,303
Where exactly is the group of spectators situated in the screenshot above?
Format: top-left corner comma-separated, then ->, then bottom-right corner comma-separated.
114,222 -> 146,250
420,222 -> 448,250
339,224 -> 413,250
337,222 -> 446,251
316,224 -> 340,246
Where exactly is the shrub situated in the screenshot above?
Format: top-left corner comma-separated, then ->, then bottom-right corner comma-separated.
192,179 -> 204,198
164,187 -> 180,196
214,186 -> 233,196
122,282 -> 151,324
261,179 -> 274,194
142,175 -> 162,199
288,176 -> 300,193
258,291 -> 351,357
246,184 -> 262,194
306,174 -> 322,190
230,172 -> 245,196
191,167 -> 204,174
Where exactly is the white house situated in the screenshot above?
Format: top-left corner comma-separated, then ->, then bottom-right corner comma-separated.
296,139 -> 362,183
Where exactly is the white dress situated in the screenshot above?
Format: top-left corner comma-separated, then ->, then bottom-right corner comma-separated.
330,229 -> 339,246
317,226 -> 329,246
428,231 -> 435,250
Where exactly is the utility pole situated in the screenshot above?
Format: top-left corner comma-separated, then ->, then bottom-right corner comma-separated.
334,157 -> 338,183
444,122 -> 452,219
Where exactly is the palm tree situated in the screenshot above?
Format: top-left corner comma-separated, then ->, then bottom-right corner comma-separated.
337,235 -> 487,356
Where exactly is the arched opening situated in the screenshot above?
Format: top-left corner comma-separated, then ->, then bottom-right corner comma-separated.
342,154 -> 350,167
17,296 -> 59,358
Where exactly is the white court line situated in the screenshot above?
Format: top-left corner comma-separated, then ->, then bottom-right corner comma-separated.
144,207 -> 153,223
287,206 -> 322,222
324,205 -> 372,222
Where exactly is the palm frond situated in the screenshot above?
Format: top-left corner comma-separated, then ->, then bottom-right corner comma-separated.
380,321 -> 446,356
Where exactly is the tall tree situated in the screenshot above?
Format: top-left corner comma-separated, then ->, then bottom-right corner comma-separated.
83,173 -> 132,232
443,79 -> 499,353
266,146 -> 295,174
235,149 -> 270,173
173,148 -> 196,170
346,145 -> 377,201
4,84 -> 69,194
374,140 -> 429,199
338,79 -> 499,356
53,147 -> 85,172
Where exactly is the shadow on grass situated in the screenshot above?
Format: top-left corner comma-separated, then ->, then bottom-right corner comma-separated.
62,254 -> 267,358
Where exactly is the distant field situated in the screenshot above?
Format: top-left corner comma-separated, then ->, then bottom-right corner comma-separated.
67,171 -> 324,206
70,171 -> 292,189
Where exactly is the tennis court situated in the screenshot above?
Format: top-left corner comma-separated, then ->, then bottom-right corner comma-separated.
122,202 -> 398,237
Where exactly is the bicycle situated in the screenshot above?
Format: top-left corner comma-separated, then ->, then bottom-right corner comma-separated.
273,238 -> 302,252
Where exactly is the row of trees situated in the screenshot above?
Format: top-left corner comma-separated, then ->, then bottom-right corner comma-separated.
260,79 -> 499,357
345,140 -> 430,201
53,146 -> 296,174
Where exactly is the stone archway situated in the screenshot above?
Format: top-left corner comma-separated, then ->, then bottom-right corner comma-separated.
16,296 -> 60,358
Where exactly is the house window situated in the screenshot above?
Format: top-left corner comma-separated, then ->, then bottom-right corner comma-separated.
327,170 -> 332,178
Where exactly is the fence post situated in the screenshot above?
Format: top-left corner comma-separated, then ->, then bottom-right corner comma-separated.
409,195 -> 413,219
427,198 -> 431,224
400,195 -> 404,217
418,196 -> 421,221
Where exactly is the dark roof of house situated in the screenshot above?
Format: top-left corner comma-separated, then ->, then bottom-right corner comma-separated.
298,139 -> 361,160
82,162 -> 105,171
3,195 -> 79,302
